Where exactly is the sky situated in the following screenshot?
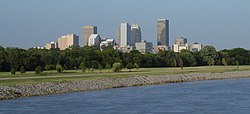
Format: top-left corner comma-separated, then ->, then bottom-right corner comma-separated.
0,0 -> 250,50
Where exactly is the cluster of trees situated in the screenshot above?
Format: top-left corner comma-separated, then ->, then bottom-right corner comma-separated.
0,45 -> 249,73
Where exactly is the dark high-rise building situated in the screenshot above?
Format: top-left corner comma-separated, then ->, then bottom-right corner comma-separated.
82,26 -> 97,46
157,19 -> 169,46
131,24 -> 142,47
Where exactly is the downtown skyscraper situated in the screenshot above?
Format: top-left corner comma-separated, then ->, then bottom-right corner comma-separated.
116,23 -> 131,47
131,24 -> 142,47
116,23 -> 142,47
157,19 -> 169,46
82,26 -> 97,46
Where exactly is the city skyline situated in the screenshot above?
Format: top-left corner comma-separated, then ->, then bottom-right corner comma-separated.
1,0 -> 250,50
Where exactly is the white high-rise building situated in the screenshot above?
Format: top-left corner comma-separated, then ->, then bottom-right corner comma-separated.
116,23 -> 131,47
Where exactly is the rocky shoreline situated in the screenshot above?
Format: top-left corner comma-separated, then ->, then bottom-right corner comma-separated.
1,70 -> 250,100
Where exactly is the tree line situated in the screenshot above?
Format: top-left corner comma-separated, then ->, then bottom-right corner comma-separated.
0,45 -> 249,73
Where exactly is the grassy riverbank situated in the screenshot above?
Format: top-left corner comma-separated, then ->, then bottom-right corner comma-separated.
1,66 -> 250,86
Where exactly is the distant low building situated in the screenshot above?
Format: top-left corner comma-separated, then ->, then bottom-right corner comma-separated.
101,37 -> 108,42
154,45 -> 170,53
135,40 -> 153,53
33,46 -> 45,49
172,43 -> 190,52
88,34 -> 101,46
100,39 -> 115,47
45,41 -> 58,50
172,37 -> 203,52
175,37 -> 187,45
190,43 -> 203,51
116,46 -> 134,53
58,34 -> 79,50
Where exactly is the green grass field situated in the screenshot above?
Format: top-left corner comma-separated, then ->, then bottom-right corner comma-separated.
0,66 -> 250,86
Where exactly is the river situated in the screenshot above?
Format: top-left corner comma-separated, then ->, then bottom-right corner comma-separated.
1,78 -> 250,114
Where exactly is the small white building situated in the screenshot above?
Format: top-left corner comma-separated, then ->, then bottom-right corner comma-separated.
190,43 -> 203,52
100,39 -> 115,47
100,41 -> 109,47
88,34 -> 101,46
100,39 -> 116,50
33,46 -> 45,49
45,41 -> 58,50
172,43 -> 191,52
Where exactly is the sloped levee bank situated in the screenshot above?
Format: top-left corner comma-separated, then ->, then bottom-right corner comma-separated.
1,71 -> 250,100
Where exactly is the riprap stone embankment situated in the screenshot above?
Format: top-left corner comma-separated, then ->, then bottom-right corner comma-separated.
1,71 -> 250,100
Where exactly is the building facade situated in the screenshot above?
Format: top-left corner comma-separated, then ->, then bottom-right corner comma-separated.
154,45 -> 170,53
116,45 -> 134,53
157,19 -> 169,46
45,41 -> 58,49
58,34 -> 79,50
131,24 -> 141,47
82,26 -> 97,46
100,39 -> 115,50
88,34 -> 101,46
172,43 -> 190,52
172,37 -> 203,52
135,40 -> 153,53
190,43 -> 203,51
116,23 -> 131,47
175,37 -> 187,45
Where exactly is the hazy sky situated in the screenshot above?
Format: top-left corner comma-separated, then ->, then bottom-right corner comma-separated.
0,0 -> 250,50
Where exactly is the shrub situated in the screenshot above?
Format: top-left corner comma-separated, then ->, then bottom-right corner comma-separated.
90,68 -> 94,72
35,66 -> 43,74
106,64 -> 111,72
11,67 -> 16,75
98,64 -> 102,73
112,62 -> 122,72
20,66 -> 26,74
126,63 -> 134,72
178,59 -> 184,70
44,64 -> 55,72
222,58 -> 228,66
236,60 -> 239,68
79,62 -> 86,73
134,63 -> 140,69
56,64 -> 63,73
207,58 -> 215,66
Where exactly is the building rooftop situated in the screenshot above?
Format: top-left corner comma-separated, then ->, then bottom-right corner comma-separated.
89,34 -> 100,39
157,18 -> 168,21
106,39 -> 114,42
82,25 -> 97,28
